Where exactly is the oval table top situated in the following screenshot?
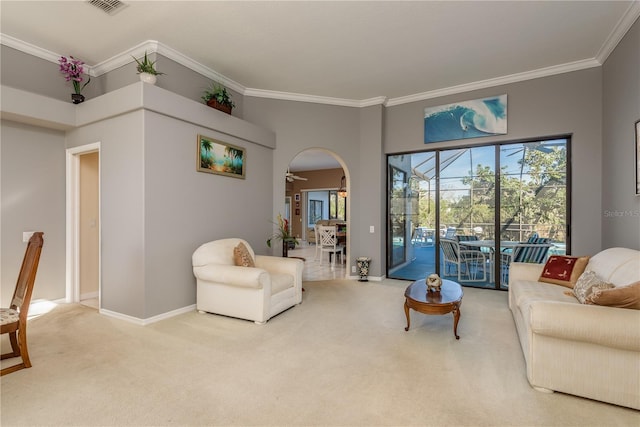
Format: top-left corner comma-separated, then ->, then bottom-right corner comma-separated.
404,278 -> 463,305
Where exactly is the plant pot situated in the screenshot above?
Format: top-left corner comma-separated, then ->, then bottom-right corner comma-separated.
71,93 -> 85,104
139,72 -> 157,85
206,99 -> 233,115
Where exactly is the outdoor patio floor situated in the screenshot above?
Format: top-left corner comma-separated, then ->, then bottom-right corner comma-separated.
389,245 -> 504,289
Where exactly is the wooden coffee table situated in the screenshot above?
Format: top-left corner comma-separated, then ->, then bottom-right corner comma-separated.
404,279 -> 463,339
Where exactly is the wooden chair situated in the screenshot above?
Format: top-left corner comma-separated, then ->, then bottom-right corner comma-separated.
1,232 -> 44,376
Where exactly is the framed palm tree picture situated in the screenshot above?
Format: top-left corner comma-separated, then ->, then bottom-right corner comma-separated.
197,134 -> 246,179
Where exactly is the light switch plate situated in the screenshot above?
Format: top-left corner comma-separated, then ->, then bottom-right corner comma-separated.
369,226 -> 375,233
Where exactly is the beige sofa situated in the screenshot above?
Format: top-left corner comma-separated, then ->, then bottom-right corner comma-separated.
508,247 -> 640,409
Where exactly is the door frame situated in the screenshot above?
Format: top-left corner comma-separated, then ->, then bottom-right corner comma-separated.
65,142 -> 101,304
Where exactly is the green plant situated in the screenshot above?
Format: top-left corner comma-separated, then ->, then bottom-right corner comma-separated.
132,51 -> 164,75
201,82 -> 235,108
266,214 -> 298,248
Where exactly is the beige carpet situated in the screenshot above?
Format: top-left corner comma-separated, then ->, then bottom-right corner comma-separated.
1,279 -> 638,426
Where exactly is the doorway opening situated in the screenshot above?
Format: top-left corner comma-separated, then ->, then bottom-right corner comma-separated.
66,143 -> 101,308
285,149 -> 350,281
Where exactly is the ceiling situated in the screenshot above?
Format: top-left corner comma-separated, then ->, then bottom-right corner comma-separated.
1,1 -> 638,172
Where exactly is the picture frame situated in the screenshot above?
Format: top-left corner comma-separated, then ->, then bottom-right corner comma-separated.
424,94 -> 507,144
197,134 -> 245,179
636,119 -> 640,196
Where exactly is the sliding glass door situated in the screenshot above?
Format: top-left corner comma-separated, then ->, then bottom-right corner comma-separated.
387,137 -> 569,289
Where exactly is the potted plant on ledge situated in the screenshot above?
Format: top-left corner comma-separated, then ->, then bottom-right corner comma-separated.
267,214 -> 299,257
133,51 -> 164,85
202,82 -> 235,115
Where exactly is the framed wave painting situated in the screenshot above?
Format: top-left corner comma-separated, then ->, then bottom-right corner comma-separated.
424,95 -> 507,143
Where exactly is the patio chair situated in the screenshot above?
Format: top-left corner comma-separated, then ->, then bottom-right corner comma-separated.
440,238 -> 487,282
500,240 -> 553,284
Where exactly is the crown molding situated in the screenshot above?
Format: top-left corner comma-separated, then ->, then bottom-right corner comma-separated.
595,0 -> 640,64
2,2 -> 636,111
0,33 -> 62,65
385,58 -> 601,107
243,88 -> 386,108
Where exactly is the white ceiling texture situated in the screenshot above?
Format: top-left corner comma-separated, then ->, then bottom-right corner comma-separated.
1,1 -> 638,171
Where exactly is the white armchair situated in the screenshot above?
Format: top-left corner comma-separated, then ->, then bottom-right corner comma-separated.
192,238 -> 303,324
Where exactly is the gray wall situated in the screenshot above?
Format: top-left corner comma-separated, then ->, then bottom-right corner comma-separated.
143,110 -> 273,316
384,68 -> 604,256
602,18 -> 640,250
242,98 -> 388,277
1,120 -> 66,305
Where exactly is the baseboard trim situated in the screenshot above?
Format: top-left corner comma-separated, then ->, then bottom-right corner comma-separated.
99,304 -> 196,326
348,275 -> 385,282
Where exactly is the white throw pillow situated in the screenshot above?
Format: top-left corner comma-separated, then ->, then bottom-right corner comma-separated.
573,270 -> 614,304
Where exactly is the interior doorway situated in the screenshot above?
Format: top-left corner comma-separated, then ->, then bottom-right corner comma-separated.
285,149 -> 350,280
66,143 -> 100,308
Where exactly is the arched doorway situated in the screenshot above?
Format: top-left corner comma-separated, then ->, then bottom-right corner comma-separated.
284,149 -> 350,280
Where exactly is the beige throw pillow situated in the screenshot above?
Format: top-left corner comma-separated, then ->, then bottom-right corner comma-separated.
572,270 -> 614,304
233,242 -> 255,267
586,281 -> 640,310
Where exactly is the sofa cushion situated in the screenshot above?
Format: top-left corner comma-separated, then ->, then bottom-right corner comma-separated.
573,270 -> 614,304
233,242 -> 255,267
539,255 -> 589,288
586,281 -> 640,310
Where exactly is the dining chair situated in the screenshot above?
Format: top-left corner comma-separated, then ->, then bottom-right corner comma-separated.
1,232 -> 44,376
318,225 -> 344,270
440,238 -> 487,282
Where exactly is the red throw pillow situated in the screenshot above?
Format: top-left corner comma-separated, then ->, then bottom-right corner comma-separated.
539,255 -> 589,288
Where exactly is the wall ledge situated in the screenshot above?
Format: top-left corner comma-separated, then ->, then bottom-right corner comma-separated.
0,83 -> 275,149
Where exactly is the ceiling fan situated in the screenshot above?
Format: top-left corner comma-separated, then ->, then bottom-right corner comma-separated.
286,169 -> 308,182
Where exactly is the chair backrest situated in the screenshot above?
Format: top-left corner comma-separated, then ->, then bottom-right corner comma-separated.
10,232 -> 44,316
440,239 -> 460,263
512,241 -> 552,264
455,235 -> 478,242
319,225 -> 338,247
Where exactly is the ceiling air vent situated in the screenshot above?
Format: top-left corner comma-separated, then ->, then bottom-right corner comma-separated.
86,0 -> 127,15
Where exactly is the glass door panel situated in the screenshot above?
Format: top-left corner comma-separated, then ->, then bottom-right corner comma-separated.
499,139 -> 568,288
388,165 -> 408,269
439,147 -> 496,287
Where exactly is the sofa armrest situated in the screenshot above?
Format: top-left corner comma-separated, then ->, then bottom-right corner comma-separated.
529,300 -> 640,351
510,262 -> 545,282
193,264 -> 268,289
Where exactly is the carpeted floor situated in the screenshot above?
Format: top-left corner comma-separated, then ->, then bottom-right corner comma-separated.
1,279 -> 638,426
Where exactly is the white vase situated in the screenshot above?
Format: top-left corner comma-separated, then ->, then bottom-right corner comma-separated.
139,73 -> 157,85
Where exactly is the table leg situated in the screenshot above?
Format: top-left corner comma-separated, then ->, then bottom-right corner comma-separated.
452,304 -> 461,340
404,300 -> 411,331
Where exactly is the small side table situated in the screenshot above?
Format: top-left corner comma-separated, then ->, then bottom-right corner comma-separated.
404,279 -> 463,339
